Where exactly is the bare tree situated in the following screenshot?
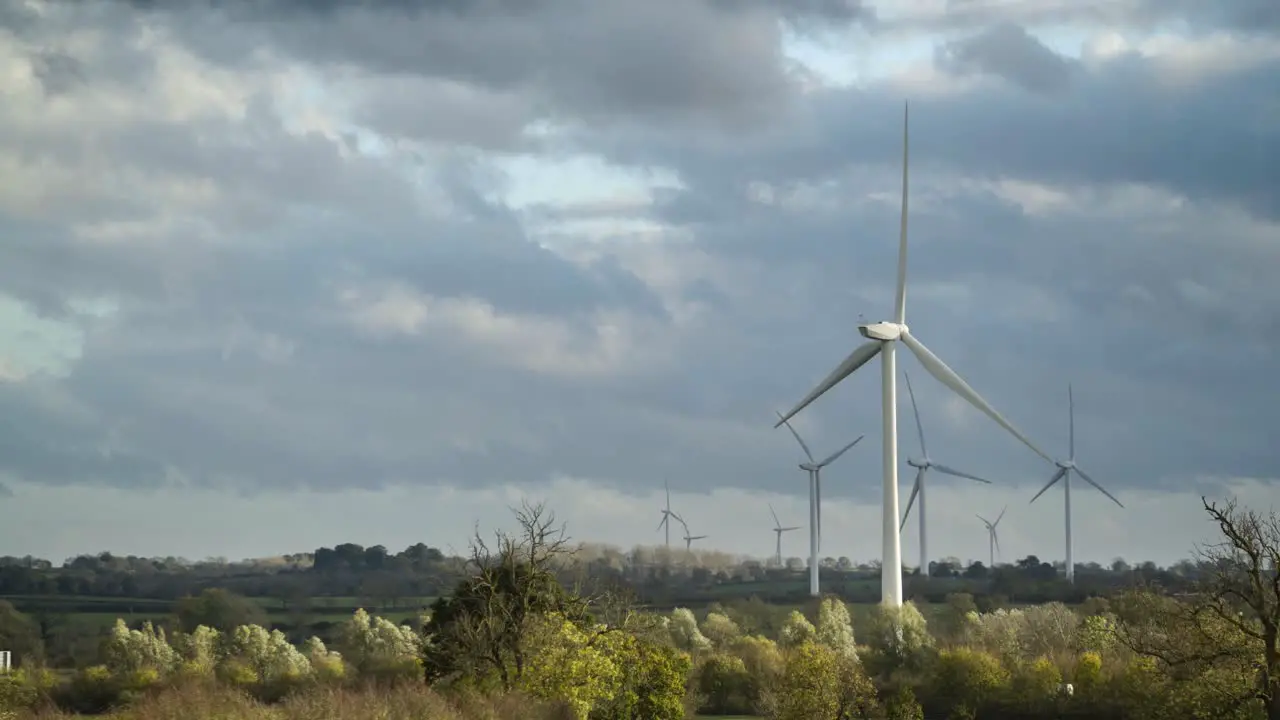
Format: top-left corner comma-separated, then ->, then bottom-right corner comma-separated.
423,501 -> 589,689
1114,497 -> 1280,719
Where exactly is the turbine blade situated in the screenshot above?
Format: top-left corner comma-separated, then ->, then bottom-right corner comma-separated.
1069,384 -> 1075,460
931,463 -> 992,484
656,515 -> 667,532
775,341 -> 882,428
769,503 -> 781,528
818,435 -> 865,467
899,331 -> 1053,463
993,530 -> 1001,555
665,478 -> 670,508
904,370 -> 928,457
975,514 -> 991,526
776,411 -> 816,463
782,526 -> 802,531
1030,467 -> 1067,504
893,101 -> 909,324
995,505 -> 1007,525
899,467 -> 924,531
1073,466 -> 1125,508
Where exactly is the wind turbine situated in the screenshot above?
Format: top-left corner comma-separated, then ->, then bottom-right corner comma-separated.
673,514 -> 707,551
774,103 -> 1053,608
655,479 -> 678,549
1029,384 -> 1124,583
769,503 -> 801,566
977,507 -> 1006,568
776,411 -> 864,597
899,371 -> 993,577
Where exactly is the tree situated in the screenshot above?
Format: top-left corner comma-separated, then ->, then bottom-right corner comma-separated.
1115,497 -> 1280,720
173,588 -> 267,634
0,601 -> 43,666
423,501 -> 589,689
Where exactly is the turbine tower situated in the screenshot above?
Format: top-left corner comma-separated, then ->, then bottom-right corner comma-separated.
776,411 -> 864,597
655,479 -> 678,549
1029,385 -> 1124,583
775,104 -> 1054,607
769,503 -> 801,566
900,371 -> 993,577
977,507 -> 1006,568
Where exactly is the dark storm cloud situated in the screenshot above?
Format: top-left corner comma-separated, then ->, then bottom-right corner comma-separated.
586,49 -> 1280,221
935,22 -> 1076,93
88,0 -> 865,134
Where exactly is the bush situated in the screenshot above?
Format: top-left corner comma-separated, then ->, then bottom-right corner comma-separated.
929,647 -> 1009,715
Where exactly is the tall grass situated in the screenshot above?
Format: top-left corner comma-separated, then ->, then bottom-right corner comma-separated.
18,683 -> 574,720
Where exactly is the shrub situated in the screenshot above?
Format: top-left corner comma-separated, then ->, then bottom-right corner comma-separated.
695,653 -> 752,715
700,612 -> 741,649
930,647 -> 1009,714
778,610 -> 815,650
667,608 -> 712,652
864,602 -> 934,673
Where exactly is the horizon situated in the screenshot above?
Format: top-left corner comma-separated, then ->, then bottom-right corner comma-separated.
1,0 -> 1277,570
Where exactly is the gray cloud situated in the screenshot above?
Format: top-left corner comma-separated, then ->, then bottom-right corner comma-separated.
935,22 -> 1075,92
0,0 -> 1276,569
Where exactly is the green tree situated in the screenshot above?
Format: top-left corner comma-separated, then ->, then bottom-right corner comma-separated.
0,601 -> 43,666
174,588 -> 267,634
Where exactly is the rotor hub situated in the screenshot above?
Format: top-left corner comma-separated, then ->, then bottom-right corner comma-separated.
858,321 -> 907,342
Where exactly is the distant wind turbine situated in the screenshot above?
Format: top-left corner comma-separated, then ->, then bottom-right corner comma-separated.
977,507 -> 1006,568
655,479 -> 678,549
1029,385 -> 1124,583
776,411 -> 864,597
774,104 -> 1054,607
769,503 -> 801,566
899,371 -> 993,577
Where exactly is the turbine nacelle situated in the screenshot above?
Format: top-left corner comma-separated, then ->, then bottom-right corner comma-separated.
1054,459 -> 1076,469
858,322 -> 907,342
906,457 -> 929,469
799,462 -> 818,471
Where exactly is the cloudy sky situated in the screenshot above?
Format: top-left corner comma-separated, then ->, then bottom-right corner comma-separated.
1,0 -> 1278,568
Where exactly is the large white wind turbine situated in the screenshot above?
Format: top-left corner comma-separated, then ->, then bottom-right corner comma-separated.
1029,385 -> 1124,583
899,371 -> 993,577
769,503 -> 802,566
977,507 -> 1006,568
776,411 -> 864,596
774,104 -> 1054,607
655,480 -> 678,549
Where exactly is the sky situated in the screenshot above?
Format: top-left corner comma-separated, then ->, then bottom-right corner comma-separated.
1,0 -> 1278,568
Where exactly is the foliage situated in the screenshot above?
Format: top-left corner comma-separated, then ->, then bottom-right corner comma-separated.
815,597 -> 857,660
778,610 -> 815,650
174,589 -> 268,634
930,647 -> 1009,714
102,620 -> 177,677
519,613 -> 620,720
699,611 -> 741,649
338,608 -> 420,682
865,602 -> 934,672
591,635 -> 689,720
668,608 -> 712,652
696,652 -> 752,715
771,640 -> 877,720
423,502 -> 590,689
884,686 -> 924,720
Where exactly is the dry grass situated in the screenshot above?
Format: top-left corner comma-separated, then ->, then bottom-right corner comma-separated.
18,683 -> 574,720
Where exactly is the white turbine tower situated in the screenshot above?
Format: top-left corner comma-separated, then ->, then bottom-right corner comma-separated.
977,507 -> 1006,568
655,479 -> 678,549
774,103 -> 1054,607
769,503 -> 802,566
776,411 -> 864,597
1029,384 -> 1124,583
900,371 -> 993,577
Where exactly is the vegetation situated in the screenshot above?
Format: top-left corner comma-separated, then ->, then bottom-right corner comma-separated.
0,496 -> 1272,719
